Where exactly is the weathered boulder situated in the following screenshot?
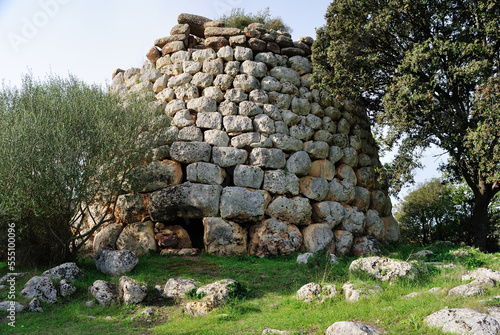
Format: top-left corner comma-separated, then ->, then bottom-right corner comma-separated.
447,284 -> 485,297
249,218 -> 303,257
162,278 -> 199,299
42,262 -> 83,281
203,217 -> 248,256
185,279 -> 238,316
93,223 -> 124,253
119,276 -> 148,304
27,298 -> 42,312
302,224 -> 334,252
312,201 -> 345,228
95,248 -> 139,277
426,308 -> 500,335
340,206 -> 365,235
148,182 -> 222,222
177,13 -> 211,38
116,221 -> 157,256
59,279 -> 77,297
297,282 -> 337,303
266,196 -> 312,226
123,160 -> 182,193
89,280 -> 119,306
220,187 -> 270,223
342,282 -> 382,302
326,321 -> 382,335
20,276 -> 57,304
156,225 -> 192,249
351,236 -> 380,256
0,301 -> 25,312
349,257 -> 418,281
334,230 -> 354,256
462,268 -> 500,284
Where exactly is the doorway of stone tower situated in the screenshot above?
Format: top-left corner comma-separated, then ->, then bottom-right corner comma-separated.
178,218 -> 204,249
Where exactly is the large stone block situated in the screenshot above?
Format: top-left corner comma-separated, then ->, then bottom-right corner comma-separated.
116,221 -> 157,256
169,141 -> 211,163
233,165 -> 264,189
263,170 -> 300,195
248,148 -> 286,169
203,217 -> 248,256
312,201 -> 346,228
266,196 -> 312,226
302,224 -> 334,252
220,187 -> 271,223
212,147 -> 248,167
148,182 -> 222,222
249,218 -> 303,257
123,160 -> 182,193
186,162 -> 226,185
299,176 -> 329,201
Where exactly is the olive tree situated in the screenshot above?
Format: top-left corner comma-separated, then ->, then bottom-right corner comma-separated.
313,0 -> 500,249
0,73 -> 163,265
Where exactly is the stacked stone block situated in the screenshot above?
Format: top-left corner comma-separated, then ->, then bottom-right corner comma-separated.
104,13 -> 399,258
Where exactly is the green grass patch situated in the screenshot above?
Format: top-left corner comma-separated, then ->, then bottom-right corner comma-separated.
1,245 -> 499,334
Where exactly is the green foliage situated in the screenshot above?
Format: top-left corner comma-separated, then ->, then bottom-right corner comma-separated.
186,288 -> 206,300
218,7 -> 292,33
226,282 -> 254,303
395,179 -> 474,245
312,0 -> 500,249
0,73 -> 163,266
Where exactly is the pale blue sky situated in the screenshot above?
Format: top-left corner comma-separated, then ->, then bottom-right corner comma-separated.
0,0 -> 444,200
0,0 -> 330,86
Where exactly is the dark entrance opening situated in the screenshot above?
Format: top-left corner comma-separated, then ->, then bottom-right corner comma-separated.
179,218 -> 204,249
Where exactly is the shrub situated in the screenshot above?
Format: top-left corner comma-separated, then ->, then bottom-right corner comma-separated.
0,73 -> 164,266
218,7 -> 292,34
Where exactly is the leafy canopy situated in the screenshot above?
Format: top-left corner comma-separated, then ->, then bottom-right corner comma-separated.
0,73 -> 163,265
218,7 -> 292,33
313,0 -> 500,195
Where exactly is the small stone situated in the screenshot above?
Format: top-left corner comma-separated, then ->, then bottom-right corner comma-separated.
299,176 -> 329,201
204,129 -> 230,147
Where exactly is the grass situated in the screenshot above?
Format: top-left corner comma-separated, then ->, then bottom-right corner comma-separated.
1,244 -> 499,335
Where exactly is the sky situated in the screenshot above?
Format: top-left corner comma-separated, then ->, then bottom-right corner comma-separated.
0,0 -> 445,202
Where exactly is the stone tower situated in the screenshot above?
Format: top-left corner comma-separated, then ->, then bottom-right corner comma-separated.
91,13 -> 399,258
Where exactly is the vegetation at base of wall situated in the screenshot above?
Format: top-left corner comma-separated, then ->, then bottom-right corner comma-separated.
217,7 -> 292,34
1,244 -> 499,335
395,178 -> 500,251
0,73 -> 166,267
312,0 -> 500,250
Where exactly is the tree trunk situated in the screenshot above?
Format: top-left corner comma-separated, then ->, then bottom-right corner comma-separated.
472,195 -> 491,250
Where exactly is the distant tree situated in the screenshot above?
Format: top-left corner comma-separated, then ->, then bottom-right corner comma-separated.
218,7 -> 292,33
0,73 -> 164,266
312,0 -> 500,249
395,179 -> 473,246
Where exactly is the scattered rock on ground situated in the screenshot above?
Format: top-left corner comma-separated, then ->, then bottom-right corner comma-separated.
42,262 -> 83,281
326,321 -> 383,334
426,308 -> 500,335
20,276 -> 57,304
297,282 -> 337,303
119,276 -> 148,304
89,280 -> 119,306
342,282 -> 382,302
95,248 -> 139,277
0,301 -> 25,312
462,268 -> 500,284
447,284 -> 485,297
27,298 -> 42,312
59,279 -> 77,297
163,278 -> 199,299
349,257 -> 418,281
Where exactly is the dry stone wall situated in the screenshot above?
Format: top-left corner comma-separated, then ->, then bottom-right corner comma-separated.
101,13 -> 400,258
